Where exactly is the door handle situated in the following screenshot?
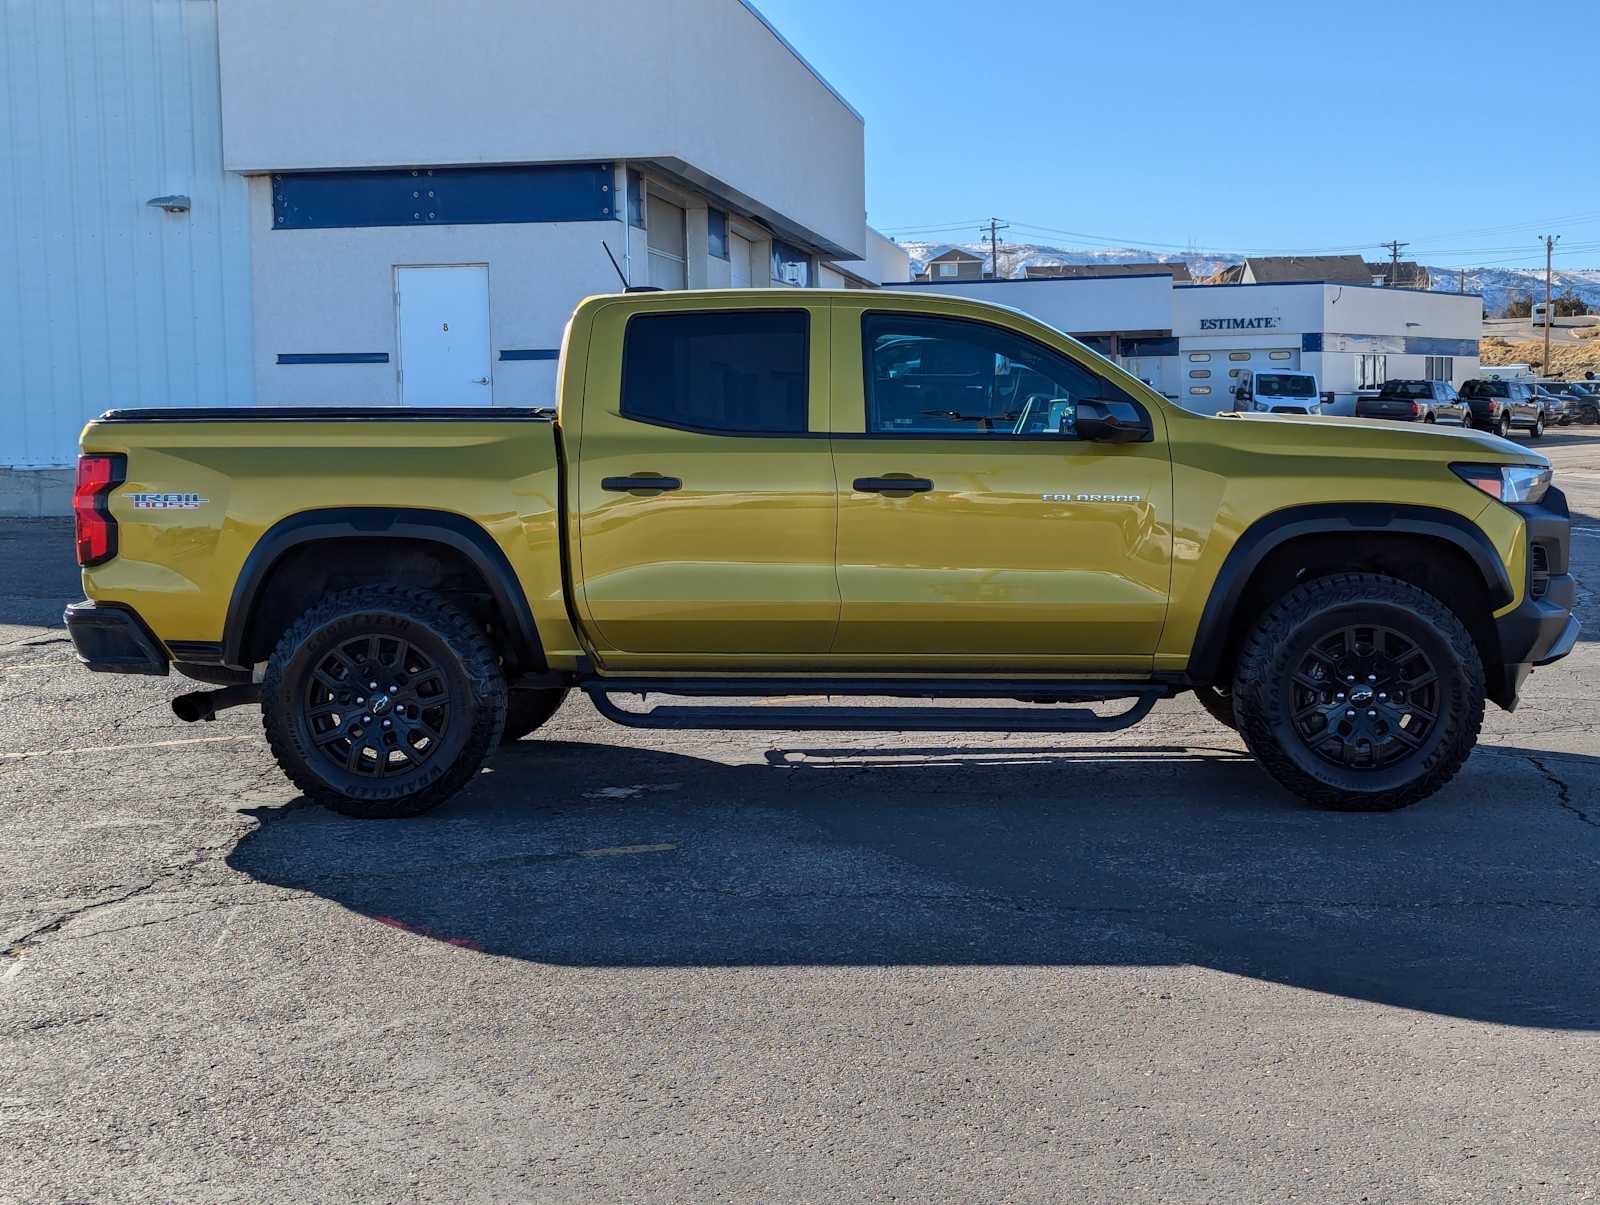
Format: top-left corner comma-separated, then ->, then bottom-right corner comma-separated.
602,475 -> 683,494
853,476 -> 933,494
472,377 -> 491,385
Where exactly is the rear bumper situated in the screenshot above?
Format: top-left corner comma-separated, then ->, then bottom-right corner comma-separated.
64,601 -> 169,676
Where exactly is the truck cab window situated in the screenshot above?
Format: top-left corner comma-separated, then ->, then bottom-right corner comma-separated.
621,310 -> 809,434
861,312 -> 1125,438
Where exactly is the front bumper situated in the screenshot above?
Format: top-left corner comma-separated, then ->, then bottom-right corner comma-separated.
1487,488 -> 1578,709
64,601 -> 169,676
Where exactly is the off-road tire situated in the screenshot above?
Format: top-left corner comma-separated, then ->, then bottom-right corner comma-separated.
501,687 -> 569,743
1193,684 -> 1237,731
261,586 -> 507,818
1231,573 -> 1484,812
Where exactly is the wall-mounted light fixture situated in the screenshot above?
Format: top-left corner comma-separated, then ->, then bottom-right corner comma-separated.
147,195 -> 191,214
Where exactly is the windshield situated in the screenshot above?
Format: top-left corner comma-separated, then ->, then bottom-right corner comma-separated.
1384,382 -> 1432,399
1255,373 -> 1316,398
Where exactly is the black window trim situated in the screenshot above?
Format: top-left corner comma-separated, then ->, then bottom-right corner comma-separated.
856,309 -> 1148,443
617,307 -> 816,439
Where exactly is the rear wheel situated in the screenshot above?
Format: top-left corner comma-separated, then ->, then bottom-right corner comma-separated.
501,687 -> 569,743
1495,412 -> 1512,439
1231,573 -> 1484,812
261,586 -> 507,818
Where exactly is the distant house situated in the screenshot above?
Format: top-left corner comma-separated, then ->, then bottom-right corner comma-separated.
1024,261 -> 1193,283
918,248 -> 986,282
1234,255 -> 1374,286
1365,260 -> 1432,290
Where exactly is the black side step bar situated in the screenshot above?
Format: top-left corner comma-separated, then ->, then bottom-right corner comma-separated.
582,678 -> 1169,734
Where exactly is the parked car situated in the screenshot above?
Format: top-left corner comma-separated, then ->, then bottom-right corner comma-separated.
1531,382 -> 1584,426
1563,381 -> 1600,424
1227,369 -> 1323,415
1459,379 -> 1547,439
65,289 -> 1577,816
1355,379 -> 1470,425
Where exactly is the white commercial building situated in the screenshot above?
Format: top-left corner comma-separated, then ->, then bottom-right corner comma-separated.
0,0 -> 905,513
903,275 -> 1482,415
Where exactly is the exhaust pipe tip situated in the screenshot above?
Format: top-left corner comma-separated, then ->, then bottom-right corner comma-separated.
172,684 -> 259,723
172,692 -> 216,723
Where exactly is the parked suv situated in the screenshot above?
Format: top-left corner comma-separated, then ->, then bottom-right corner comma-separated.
1460,379 -> 1546,439
1563,381 -> 1600,424
1531,382 -> 1584,426
1356,380 -> 1470,425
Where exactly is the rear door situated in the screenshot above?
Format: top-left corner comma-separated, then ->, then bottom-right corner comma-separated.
827,302 -> 1172,669
573,297 -> 837,664
395,265 -> 493,405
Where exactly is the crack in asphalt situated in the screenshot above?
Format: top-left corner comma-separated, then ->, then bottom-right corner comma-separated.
1529,756 -> 1597,829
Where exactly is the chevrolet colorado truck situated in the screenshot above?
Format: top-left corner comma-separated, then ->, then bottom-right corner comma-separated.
67,289 -> 1579,818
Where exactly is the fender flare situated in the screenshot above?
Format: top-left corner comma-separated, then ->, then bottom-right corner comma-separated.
222,507 -> 544,670
1185,503 -> 1514,684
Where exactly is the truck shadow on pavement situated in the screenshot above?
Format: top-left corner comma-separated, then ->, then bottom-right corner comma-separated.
229,737 -> 1600,1030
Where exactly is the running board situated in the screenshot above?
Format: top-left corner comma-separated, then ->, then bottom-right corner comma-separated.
583,678 -> 1168,734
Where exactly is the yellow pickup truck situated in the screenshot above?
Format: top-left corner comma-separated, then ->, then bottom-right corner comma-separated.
67,289 -> 1578,817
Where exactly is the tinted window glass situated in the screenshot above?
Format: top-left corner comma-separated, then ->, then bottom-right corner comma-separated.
1257,373 -> 1317,398
708,208 -> 728,259
862,312 -> 1129,439
621,310 -> 809,434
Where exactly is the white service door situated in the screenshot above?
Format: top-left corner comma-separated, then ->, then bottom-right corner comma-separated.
729,233 -> 754,288
396,265 -> 492,406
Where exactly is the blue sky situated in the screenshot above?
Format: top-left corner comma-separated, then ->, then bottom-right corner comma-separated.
753,0 -> 1600,269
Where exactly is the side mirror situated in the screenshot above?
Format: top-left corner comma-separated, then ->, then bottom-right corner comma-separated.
1077,399 -> 1152,444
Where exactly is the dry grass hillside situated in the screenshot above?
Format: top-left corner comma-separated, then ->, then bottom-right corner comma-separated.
1481,336 -> 1600,376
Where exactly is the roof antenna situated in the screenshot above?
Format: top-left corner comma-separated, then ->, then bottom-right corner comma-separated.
602,240 -> 628,289
603,240 -> 662,293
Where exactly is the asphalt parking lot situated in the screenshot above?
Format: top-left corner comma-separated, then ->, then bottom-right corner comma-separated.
3,430 -> 1599,1203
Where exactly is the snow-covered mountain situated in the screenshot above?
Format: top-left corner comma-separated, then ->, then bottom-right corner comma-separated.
899,241 -> 1600,316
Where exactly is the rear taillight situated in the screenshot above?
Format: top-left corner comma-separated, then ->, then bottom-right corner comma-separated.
1411,402 -> 1423,418
73,454 -> 126,566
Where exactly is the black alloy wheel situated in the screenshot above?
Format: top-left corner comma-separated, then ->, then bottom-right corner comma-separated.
303,633 -> 454,780
1285,625 -> 1439,772
1231,573 -> 1484,811
261,586 -> 507,818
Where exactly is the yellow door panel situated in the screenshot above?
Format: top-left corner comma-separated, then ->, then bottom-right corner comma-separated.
829,301 -> 1174,662
574,296 -> 839,660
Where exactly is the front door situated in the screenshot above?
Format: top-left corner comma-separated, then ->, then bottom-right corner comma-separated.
574,299 -> 837,665
829,304 -> 1173,670
395,264 -> 492,406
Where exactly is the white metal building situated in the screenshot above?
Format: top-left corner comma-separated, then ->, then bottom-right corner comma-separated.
0,0 -> 899,513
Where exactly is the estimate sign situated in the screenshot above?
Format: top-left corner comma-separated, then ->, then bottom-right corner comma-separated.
1199,317 -> 1282,330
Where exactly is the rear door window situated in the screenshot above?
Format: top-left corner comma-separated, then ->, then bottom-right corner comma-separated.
620,310 -> 809,434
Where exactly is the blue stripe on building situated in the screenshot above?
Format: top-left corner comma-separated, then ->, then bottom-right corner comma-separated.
498,349 -> 561,361
276,352 -> 390,365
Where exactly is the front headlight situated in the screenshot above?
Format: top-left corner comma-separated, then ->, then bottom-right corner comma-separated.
1452,463 -> 1553,505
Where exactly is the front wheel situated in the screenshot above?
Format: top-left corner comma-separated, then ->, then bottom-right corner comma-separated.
261,586 -> 507,818
1231,573 -> 1484,811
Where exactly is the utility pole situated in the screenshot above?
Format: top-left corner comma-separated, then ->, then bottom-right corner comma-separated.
1381,239 -> 1408,286
1542,233 -> 1559,376
981,218 -> 1010,280
1459,268 -> 1466,294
